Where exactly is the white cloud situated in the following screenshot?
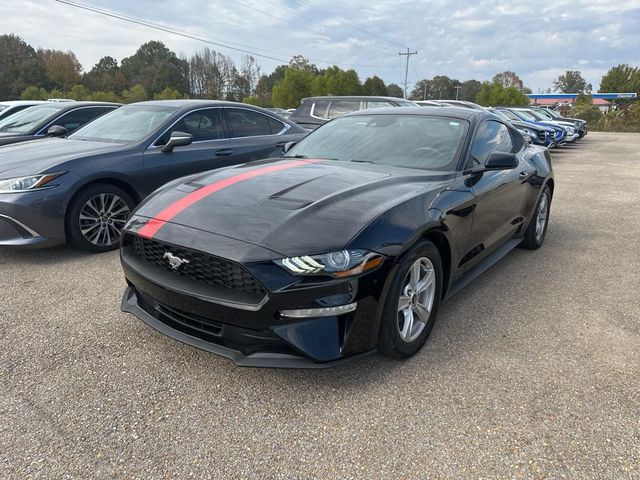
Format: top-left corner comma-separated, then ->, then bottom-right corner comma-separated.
2,0 -> 639,91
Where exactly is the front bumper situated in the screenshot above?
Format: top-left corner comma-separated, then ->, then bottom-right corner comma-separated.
121,287 -> 376,368
0,191 -> 67,247
120,233 -> 388,368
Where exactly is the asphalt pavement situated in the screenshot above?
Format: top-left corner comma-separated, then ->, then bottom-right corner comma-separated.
1,131 -> 639,479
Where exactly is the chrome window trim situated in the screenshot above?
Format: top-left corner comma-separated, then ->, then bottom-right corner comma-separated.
310,101 -> 329,120
35,105 -> 118,136
147,106 -> 291,150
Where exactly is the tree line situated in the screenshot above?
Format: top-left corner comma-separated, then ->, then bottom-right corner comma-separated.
1,33 -> 638,114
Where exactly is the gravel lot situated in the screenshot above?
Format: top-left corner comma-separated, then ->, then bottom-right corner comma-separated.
1,132 -> 639,479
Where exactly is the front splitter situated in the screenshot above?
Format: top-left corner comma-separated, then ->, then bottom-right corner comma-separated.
120,286 -> 376,369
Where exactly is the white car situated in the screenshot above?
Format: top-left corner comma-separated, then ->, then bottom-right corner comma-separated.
0,100 -> 48,121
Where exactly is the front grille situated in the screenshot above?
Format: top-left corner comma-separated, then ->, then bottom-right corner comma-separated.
537,131 -> 546,141
131,236 -> 266,297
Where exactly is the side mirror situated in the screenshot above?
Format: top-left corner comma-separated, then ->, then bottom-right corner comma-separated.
283,141 -> 296,153
46,125 -> 68,137
161,131 -> 193,153
485,152 -> 519,170
464,152 -> 519,175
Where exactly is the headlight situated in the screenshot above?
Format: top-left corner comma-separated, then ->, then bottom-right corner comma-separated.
523,129 -> 538,140
566,126 -> 575,134
275,249 -> 384,278
0,173 -> 65,193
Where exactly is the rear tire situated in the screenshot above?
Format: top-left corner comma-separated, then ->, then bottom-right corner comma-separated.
379,240 -> 443,358
521,186 -> 551,250
66,183 -> 134,253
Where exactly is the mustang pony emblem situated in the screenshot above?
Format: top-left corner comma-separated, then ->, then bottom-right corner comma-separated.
163,252 -> 190,270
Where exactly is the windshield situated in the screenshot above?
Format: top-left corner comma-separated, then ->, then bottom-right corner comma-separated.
496,109 -> 519,121
0,106 -> 6,112
70,104 -> 177,143
488,108 -> 513,122
0,104 -> 63,134
513,110 -> 539,121
525,110 -> 548,121
287,114 -> 468,172
534,109 -> 553,120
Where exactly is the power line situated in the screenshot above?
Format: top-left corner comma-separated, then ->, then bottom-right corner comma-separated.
53,0 -> 393,69
227,0 -> 393,56
290,0 -> 409,50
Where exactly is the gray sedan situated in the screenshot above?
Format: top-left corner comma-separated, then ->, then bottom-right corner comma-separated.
0,100 -> 308,252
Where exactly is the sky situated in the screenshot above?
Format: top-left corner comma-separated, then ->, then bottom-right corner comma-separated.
3,0 -> 640,93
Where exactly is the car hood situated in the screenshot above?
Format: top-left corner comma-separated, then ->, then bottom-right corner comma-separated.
0,138 -> 128,177
131,159 -> 450,257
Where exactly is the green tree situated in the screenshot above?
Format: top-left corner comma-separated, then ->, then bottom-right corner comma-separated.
553,70 -> 591,94
475,81 -> 529,106
20,86 -> 48,100
38,49 -> 82,91
154,87 -> 182,100
242,96 -> 260,105
0,34 -> 46,100
272,68 -> 314,108
571,94 -> 602,125
387,83 -> 404,98
68,84 -> 89,100
84,56 -> 125,93
312,66 -> 361,96
121,41 -> 187,95
88,91 -> 121,102
410,79 -> 431,100
460,79 -> 482,102
599,64 -> 640,94
362,76 -> 388,96
122,84 -> 148,103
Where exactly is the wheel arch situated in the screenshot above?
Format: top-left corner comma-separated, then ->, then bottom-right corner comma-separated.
419,228 -> 452,299
63,177 -> 142,238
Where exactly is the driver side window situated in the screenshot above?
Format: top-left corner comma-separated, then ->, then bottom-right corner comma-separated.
158,108 -> 224,145
470,120 -> 513,165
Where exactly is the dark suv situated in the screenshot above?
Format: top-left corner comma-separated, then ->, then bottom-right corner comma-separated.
289,96 -> 416,129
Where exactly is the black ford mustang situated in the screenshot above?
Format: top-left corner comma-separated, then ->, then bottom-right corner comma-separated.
121,107 -> 554,368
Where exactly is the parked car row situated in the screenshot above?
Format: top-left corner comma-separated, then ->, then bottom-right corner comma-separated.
1,96 -> 556,367
0,100 -> 307,251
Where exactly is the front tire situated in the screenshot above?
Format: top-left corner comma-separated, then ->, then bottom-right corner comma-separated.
379,240 -> 443,358
66,183 -> 134,253
521,186 -> 551,250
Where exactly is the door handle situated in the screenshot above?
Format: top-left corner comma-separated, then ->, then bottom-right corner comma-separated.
519,171 -> 528,180
215,148 -> 234,156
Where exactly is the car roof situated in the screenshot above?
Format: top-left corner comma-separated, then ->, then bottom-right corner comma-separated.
132,99 -> 267,108
24,101 -> 121,112
0,100 -> 48,106
300,96 -> 411,102
344,106 -> 487,121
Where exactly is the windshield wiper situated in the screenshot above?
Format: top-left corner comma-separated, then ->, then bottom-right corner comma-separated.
283,154 -> 309,158
349,159 -> 375,164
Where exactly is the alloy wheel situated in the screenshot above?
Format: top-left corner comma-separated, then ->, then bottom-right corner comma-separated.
397,257 -> 437,343
78,193 -> 131,247
535,194 -> 549,242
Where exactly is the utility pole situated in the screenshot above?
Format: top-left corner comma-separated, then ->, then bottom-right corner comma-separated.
455,86 -> 462,100
399,48 -> 418,99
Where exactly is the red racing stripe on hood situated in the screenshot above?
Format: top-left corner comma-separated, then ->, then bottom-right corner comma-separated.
137,160 -> 314,239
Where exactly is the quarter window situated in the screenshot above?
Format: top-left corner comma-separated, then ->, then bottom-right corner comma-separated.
310,100 -> 330,119
327,100 -> 361,119
227,108 -> 274,137
470,120 -> 514,164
